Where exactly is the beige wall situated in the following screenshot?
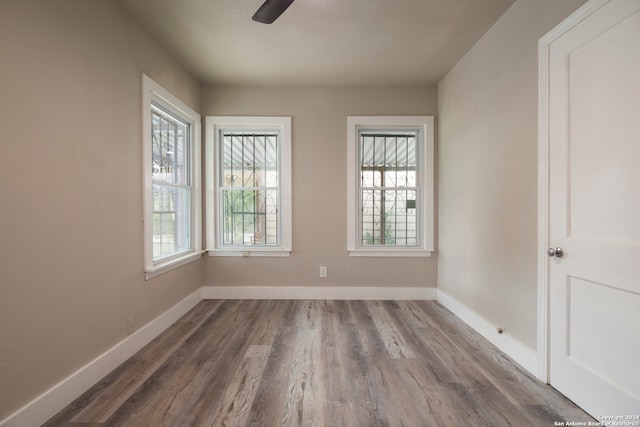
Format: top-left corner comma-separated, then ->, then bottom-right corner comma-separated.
201,86 -> 438,288
437,0 -> 587,350
0,0 -> 204,419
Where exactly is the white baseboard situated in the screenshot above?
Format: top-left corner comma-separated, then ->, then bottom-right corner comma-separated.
202,285 -> 437,300
0,288 -> 203,427
436,289 -> 538,376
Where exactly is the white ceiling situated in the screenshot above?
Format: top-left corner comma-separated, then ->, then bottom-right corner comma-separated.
119,0 -> 514,86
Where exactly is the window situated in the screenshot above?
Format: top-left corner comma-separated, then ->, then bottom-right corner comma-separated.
347,116 -> 434,257
142,74 -> 201,278
206,117 -> 291,256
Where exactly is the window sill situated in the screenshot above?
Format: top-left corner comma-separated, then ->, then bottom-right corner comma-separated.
145,251 -> 204,280
208,249 -> 291,258
348,250 -> 433,258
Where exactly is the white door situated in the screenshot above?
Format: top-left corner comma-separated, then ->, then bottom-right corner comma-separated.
547,0 -> 640,417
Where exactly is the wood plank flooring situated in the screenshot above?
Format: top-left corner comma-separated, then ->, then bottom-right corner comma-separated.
44,300 -> 593,426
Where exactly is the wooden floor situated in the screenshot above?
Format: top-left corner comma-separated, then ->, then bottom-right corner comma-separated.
45,300 -> 593,426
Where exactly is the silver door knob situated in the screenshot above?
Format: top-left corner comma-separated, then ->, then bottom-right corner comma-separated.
547,247 -> 564,258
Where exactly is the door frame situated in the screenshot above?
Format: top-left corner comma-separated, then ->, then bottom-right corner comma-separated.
536,0 -> 611,383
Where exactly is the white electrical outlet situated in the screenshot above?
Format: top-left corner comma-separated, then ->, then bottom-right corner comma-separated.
127,315 -> 136,335
319,266 -> 328,278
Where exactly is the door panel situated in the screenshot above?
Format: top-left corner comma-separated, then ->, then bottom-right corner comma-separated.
548,0 -> 640,416
568,276 -> 640,397
568,9 -> 640,244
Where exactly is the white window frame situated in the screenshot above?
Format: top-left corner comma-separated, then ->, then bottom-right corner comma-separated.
205,116 -> 292,257
347,116 -> 434,257
142,74 -> 202,279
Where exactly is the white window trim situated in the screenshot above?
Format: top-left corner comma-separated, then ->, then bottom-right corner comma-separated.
142,74 -> 202,279
347,116 -> 434,257
205,116 -> 292,257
